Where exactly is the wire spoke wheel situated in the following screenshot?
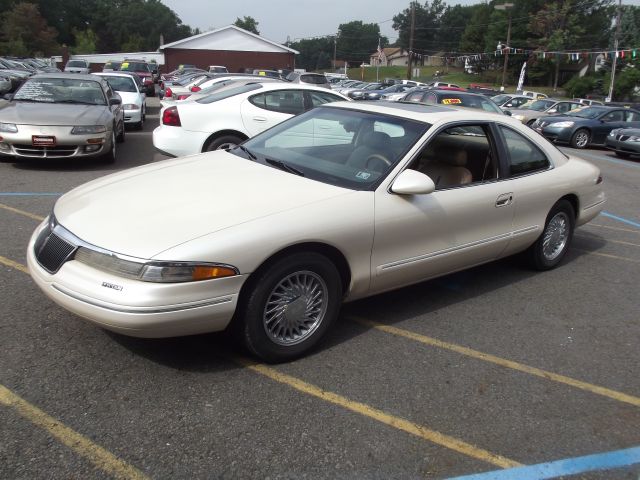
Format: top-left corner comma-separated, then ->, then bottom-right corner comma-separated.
263,270 -> 328,346
542,211 -> 570,261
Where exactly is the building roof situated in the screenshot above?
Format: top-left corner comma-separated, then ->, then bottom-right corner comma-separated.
370,47 -> 406,59
160,25 -> 299,54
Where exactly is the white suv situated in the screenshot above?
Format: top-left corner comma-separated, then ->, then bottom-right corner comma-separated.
64,59 -> 90,74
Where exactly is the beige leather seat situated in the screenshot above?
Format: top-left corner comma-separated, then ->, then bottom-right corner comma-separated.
422,148 -> 473,189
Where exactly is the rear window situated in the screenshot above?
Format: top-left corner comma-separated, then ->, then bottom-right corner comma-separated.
121,62 -> 149,72
196,83 -> 262,104
300,74 -> 328,85
67,60 -> 88,67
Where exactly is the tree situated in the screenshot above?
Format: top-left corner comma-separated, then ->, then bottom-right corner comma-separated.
0,2 -> 58,56
72,28 -> 97,54
337,21 -> 387,64
289,37 -> 334,71
393,1 -> 447,54
234,16 -> 259,35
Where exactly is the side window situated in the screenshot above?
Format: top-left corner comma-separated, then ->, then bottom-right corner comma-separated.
409,124 -> 496,190
499,126 -> 550,176
308,91 -> 344,108
249,93 -> 266,109
624,111 -> 639,121
263,90 -> 305,115
557,103 -> 571,113
424,93 -> 438,104
602,111 -> 624,122
405,92 -> 425,102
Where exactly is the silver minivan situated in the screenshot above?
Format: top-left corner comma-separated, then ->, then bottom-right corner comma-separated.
286,72 -> 331,89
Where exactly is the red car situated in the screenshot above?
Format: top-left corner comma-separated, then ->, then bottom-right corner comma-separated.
120,60 -> 156,96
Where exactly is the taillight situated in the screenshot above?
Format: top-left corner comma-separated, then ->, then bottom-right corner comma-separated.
177,94 -> 191,100
190,86 -> 201,92
165,87 -> 173,98
162,106 -> 181,126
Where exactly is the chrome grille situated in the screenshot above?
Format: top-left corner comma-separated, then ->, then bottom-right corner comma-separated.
35,228 -> 77,273
13,144 -> 79,158
618,135 -> 629,141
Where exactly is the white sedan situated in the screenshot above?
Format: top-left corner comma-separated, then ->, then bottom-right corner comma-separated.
94,72 -> 146,129
28,102 -> 605,362
153,82 -> 350,156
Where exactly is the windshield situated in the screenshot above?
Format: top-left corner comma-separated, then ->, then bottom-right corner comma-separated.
524,99 -> 555,111
567,107 -> 606,119
67,60 -> 87,68
14,78 -> 106,104
100,75 -> 137,93
491,94 -> 511,104
121,62 -> 149,72
235,106 -> 429,190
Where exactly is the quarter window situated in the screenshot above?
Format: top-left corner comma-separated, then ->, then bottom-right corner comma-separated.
308,91 -> 344,107
499,126 -> 550,176
250,90 -> 305,115
602,110 -> 624,122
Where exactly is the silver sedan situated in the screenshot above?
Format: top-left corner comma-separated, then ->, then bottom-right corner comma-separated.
0,73 -> 125,162
28,102 -> 605,362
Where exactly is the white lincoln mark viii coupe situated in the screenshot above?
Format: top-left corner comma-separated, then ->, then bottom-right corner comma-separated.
28,102 -> 605,362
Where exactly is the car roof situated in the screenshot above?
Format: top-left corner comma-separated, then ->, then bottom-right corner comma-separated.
325,100 -> 517,124
32,73 -> 102,81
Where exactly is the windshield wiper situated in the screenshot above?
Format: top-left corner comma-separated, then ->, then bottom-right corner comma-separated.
233,144 -> 257,160
265,158 -> 305,177
56,99 -> 101,105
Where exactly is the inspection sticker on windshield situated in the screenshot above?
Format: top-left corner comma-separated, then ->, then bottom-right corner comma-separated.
442,98 -> 462,105
356,171 -> 371,180
32,135 -> 56,146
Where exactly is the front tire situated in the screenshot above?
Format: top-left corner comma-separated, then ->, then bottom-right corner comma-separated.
570,128 -> 590,149
101,131 -> 116,164
116,122 -> 125,143
526,199 -> 575,270
237,252 -> 342,363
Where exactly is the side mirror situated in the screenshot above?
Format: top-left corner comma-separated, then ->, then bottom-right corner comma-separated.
548,109 -> 557,113
391,169 -> 436,195
505,103 -> 513,107
3,93 -> 12,101
504,110 -> 512,116
109,96 -> 122,105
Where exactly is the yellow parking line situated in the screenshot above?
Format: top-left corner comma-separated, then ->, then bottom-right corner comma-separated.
234,357 -> 520,469
0,202 -> 45,222
0,384 -> 149,480
0,255 -> 28,274
574,249 -> 640,263
350,317 -> 640,408
588,223 -> 640,234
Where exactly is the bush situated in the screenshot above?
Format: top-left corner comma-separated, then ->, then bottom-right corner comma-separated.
563,76 -> 596,98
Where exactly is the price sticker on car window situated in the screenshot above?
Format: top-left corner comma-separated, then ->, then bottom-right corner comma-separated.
442,98 -> 462,105
356,171 -> 371,180
258,71 -> 266,76
121,62 -> 129,69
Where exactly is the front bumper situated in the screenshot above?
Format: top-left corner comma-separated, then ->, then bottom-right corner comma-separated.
534,125 -> 573,144
604,137 -> 640,156
27,219 -> 244,338
0,124 -> 110,159
123,108 -> 143,124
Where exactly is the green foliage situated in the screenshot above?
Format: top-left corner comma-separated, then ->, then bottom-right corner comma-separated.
337,21 -> 387,64
289,37 -> 334,71
563,75 -> 596,97
0,2 -> 58,56
603,66 -> 640,100
72,28 -> 97,54
234,16 -> 260,35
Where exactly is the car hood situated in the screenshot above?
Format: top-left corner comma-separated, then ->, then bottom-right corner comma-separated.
0,102 -> 108,125
54,151 -> 352,259
541,114 -> 590,124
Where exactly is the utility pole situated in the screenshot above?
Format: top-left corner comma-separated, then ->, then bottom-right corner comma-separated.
407,2 -> 415,80
496,3 -> 514,91
607,0 -> 623,102
333,35 -> 337,72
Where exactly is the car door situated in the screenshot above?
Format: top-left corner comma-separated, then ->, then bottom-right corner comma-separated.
370,122 -> 516,294
592,110 -> 625,144
241,89 -> 304,136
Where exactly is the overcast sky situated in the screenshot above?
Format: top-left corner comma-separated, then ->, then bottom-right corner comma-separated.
159,0 -> 485,45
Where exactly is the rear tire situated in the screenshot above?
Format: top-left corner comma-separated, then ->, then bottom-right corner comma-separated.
204,135 -> 243,152
236,252 -> 342,363
526,199 -> 575,270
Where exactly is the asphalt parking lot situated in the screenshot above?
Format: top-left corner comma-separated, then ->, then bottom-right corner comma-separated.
1,97 -> 639,479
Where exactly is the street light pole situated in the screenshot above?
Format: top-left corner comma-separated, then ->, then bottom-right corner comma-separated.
607,0 -> 623,102
496,3 -> 514,91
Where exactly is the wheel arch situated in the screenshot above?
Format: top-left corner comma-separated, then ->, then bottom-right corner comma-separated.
202,130 -> 249,152
239,242 -> 352,301
558,193 -> 579,219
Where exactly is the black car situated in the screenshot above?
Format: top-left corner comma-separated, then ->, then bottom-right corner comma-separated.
532,106 -> 640,149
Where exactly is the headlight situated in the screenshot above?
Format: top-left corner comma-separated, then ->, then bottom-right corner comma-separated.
74,247 -> 238,283
122,104 -> 140,110
71,125 -> 107,135
0,122 -> 18,133
140,263 -> 238,282
551,121 -> 575,128
609,129 -> 619,136
628,136 -> 640,142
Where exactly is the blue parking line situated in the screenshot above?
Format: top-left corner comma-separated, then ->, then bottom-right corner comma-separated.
602,211 -> 640,229
0,192 -> 62,196
448,445 -> 640,480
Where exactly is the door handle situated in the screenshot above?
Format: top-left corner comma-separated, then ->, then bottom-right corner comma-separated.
253,116 -> 267,122
495,193 -> 513,207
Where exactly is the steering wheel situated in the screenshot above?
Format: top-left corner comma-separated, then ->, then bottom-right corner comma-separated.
365,153 -> 392,172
